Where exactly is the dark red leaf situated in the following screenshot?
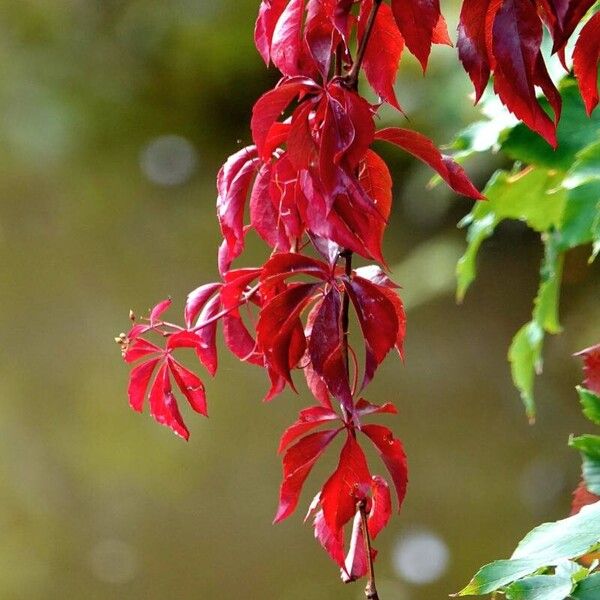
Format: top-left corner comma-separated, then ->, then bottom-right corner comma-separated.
275,428 -> 341,522
375,127 -> 484,199
490,0 -> 558,146
457,0 -> 492,102
257,283 -> 319,384
362,424 -> 408,509
552,0 -> 597,51
308,287 -> 353,412
251,78 -> 318,161
344,276 -> 399,389
573,12 -> 600,116
391,0 -> 441,71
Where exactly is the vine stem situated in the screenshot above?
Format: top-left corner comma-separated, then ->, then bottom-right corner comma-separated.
358,500 -> 380,600
344,0 -> 383,90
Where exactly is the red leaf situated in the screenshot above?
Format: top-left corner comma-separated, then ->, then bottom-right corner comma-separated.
308,287 -> 353,412
194,294 -> 221,376
305,0 -> 336,78
124,338 -> 162,364
358,150 -> 393,263
168,356 -> 208,416
359,0 -> 404,110
391,0 -> 441,71
251,78 -> 318,161
287,102 -> 317,170
255,0 -> 289,64
321,433 -> 371,531
362,424 -> 408,509
341,510 -> 370,582
368,475 -> 392,539
278,406 -> 339,452
128,357 -> 160,412
250,163 -> 285,249
274,428 -> 340,522
257,283 -> 319,384
149,363 -> 189,440
355,398 -> 398,418
261,252 -> 331,282
185,283 -> 222,328
457,0 -> 492,102
571,480 -> 600,515
490,0 -> 558,146
271,0 -> 316,77
375,127 -> 484,199
150,298 -> 172,324
575,343 -> 600,396
313,507 -> 345,567
552,0 -> 597,51
166,330 -> 205,351
573,12 -> 600,116
344,276 -> 399,389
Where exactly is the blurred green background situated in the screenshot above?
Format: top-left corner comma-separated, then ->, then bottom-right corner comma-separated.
1,1 -> 599,598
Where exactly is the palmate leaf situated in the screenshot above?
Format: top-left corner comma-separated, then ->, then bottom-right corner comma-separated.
458,501 -> 600,596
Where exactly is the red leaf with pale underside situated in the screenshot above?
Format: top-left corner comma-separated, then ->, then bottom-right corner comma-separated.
168,356 -> 208,416
278,406 -> 339,452
255,0 -> 289,65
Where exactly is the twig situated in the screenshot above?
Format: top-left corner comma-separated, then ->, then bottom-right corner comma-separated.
358,500 -> 380,600
344,0 -> 383,90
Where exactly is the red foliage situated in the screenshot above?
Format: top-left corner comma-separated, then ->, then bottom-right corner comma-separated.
118,0 -> 599,587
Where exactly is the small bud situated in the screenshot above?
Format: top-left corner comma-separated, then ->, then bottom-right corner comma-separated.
129,310 -> 136,321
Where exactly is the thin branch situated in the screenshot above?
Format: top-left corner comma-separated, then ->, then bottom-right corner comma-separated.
358,500 -> 379,600
344,0 -> 383,90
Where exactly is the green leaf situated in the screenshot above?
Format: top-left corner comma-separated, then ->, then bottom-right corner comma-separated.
458,558 -> 548,596
511,501 -> 600,560
456,168 -> 565,301
508,237 -> 563,417
579,386 -> 600,425
557,182 -> 600,252
509,321 -> 544,421
505,574 -> 572,600
572,573 -> 600,599
459,502 -> 600,595
569,435 -> 600,461
564,141 -> 600,189
501,80 -> 600,171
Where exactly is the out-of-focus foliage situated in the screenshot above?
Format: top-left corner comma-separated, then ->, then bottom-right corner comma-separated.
458,346 -> 600,599
455,77 -> 600,419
